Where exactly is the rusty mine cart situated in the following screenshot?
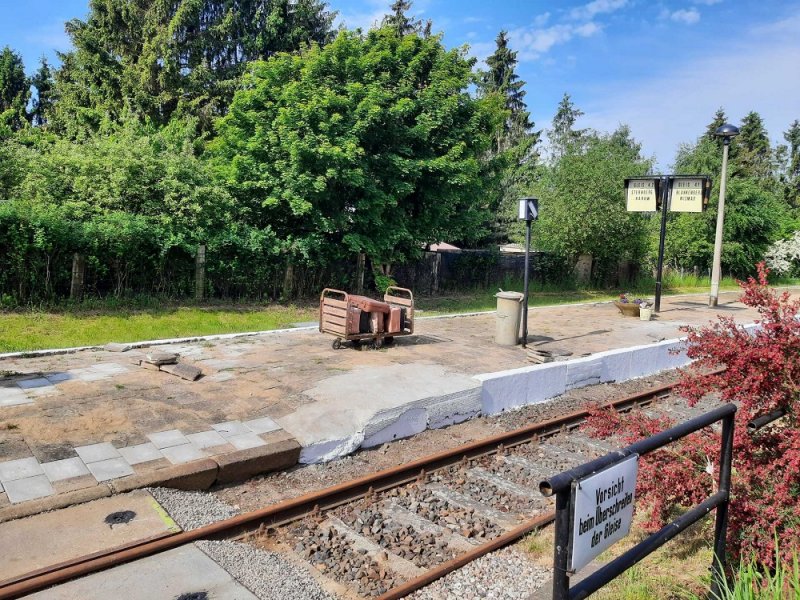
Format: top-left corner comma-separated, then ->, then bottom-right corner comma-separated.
319,287 -> 414,349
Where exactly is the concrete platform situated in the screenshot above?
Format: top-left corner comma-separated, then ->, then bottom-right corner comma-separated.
0,290 -> 785,514
27,544 -> 258,600
0,489 -> 179,582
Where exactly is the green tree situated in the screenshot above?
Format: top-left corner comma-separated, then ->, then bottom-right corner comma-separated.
703,107 -> 727,142
663,131 -> 790,276
51,0 -> 336,135
0,47 -> 29,130
549,92 -> 586,159
531,125 -> 653,279
30,58 -> 54,127
783,119 -> 800,207
382,0 -> 421,35
737,110 -> 772,181
478,30 -> 540,243
213,27 -> 504,275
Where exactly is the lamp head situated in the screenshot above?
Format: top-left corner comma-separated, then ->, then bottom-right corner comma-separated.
714,124 -> 740,145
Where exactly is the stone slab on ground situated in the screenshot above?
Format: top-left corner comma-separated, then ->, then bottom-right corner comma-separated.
0,489 -> 180,582
160,362 -> 202,381
27,544 -> 257,600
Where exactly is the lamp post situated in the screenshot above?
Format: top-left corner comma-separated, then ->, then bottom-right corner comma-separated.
709,124 -> 739,307
518,197 -> 538,348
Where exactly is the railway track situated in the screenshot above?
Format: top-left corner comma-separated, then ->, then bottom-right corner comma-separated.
0,377 -> 722,600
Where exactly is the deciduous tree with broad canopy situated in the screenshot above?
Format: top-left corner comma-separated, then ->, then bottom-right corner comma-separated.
212,26 -> 505,275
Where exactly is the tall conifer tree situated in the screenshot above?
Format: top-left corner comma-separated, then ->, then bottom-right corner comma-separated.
783,119 -> 800,207
382,1 -> 421,35
550,93 -> 586,159
0,47 -> 29,130
51,0 -> 336,134
479,31 -> 539,243
30,58 -> 54,127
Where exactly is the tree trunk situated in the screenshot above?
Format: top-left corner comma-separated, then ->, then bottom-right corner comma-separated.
355,253 -> 365,294
282,257 -> 295,300
70,253 -> 85,301
195,244 -> 206,301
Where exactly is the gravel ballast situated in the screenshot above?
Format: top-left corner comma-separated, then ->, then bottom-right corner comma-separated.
147,487 -> 239,530
197,540 -> 334,600
410,546 -> 551,600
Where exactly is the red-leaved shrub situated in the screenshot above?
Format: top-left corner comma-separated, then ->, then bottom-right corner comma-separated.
583,263 -> 800,566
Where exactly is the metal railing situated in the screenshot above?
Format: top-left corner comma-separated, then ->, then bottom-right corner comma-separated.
540,403 -> 737,600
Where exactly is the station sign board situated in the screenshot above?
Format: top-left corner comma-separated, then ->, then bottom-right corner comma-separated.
670,176 -> 711,213
624,178 -> 658,212
569,454 -> 639,572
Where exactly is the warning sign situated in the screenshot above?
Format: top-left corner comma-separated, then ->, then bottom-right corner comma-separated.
569,455 -> 638,572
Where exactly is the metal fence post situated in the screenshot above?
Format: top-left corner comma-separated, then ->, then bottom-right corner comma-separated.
710,411 -> 735,598
552,488 -> 571,600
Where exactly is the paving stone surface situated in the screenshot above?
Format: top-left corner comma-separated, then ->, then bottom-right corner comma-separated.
41,457 -> 90,482
186,430 -> 228,449
44,372 -> 72,384
225,433 -> 267,451
75,443 -> 121,464
243,416 -> 281,434
16,378 -> 52,390
160,443 -> 207,464
0,388 -> 33,406
118,443 -> 163,465
147,429 -> 190,449
0,290 -> 791,507
212,421 -> 251,438
85,457 -> 134,482
3,474 -> 54,503
0,457 -> 44,482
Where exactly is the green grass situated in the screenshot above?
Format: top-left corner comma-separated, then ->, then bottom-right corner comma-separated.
521,511 -> 713,600
0,304 -> 317,353
693,547 -> 800,600
417,274 -> 745,316
1,274 -> 793,353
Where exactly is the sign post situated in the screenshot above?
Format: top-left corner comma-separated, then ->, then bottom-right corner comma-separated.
518,197 -> 539,348
625,176 -> 711,313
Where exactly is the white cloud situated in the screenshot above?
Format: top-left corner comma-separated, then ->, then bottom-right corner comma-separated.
569,0 -> 629,21
693,0 -> 722,5
335,0 -> 387,31
510,21 -> 602,61
669,9 -> 701,24
579,14 -> 800,170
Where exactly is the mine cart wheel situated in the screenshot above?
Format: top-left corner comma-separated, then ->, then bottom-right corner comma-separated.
332,338 -> 342,350
371,338 -> 383,350
351,339 -> 361,348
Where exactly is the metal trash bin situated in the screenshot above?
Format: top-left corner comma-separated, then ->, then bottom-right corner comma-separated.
495,291 -> 524,346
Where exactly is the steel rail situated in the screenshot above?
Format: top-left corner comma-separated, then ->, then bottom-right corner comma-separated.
0,376 -> 691,600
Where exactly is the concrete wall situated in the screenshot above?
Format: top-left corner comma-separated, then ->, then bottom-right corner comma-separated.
474,337 -> 691,416
298,325 -> 763,464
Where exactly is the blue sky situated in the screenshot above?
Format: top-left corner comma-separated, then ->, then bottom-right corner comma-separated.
2,0 -> 799,169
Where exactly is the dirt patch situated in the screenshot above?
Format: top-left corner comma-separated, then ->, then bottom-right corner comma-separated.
12,406 -> 137,445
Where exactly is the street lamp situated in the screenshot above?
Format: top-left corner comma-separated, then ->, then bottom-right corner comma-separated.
518,197 -> 538,348
709,124 -> 739,307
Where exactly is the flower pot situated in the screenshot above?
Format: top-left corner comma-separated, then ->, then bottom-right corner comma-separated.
614,301 -> 640,317
639,307 -> 653,321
